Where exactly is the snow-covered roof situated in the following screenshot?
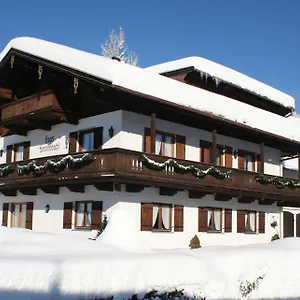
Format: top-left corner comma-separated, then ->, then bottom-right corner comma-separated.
146,57 -> 295,110
0,37 -> 299,144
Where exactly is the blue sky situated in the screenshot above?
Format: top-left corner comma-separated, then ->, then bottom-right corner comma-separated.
0,1 -> 299,110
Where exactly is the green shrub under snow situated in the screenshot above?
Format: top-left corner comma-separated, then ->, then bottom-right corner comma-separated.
189,234 -> 201,249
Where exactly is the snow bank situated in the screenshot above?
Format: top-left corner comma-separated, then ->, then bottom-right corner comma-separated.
1,37 -> 300,143
146,56 -> 295,109
0,227 -> 300,299
98,208 -> 150,252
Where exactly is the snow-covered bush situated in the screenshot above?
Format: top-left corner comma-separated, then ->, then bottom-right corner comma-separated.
271,233 -> 280,241
239,275 -> 265,298
189,235 -> 201,249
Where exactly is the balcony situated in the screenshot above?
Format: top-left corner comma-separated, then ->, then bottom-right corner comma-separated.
0,148 -> 299,204
1,90 -> 66,134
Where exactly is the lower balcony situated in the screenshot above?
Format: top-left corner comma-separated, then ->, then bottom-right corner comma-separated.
0,148 -> 299,205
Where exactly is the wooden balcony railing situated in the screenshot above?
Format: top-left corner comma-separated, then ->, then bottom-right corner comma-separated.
0,148 -> 299,201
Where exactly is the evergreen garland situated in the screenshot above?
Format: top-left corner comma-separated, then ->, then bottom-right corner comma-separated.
256,174 -> 300,189
17,153 -> 94,176
0,165 -> 14,177
140,154 -> 232,179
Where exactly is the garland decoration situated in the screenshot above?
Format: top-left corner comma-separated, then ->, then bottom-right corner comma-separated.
140,154 -> 232,179
17,153 -> 94,176
0,165 -> 14,177
256,174 -> 300,189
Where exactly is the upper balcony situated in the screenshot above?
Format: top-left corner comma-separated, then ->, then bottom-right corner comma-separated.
0,90 -> 66,135
0,148 -> 299,206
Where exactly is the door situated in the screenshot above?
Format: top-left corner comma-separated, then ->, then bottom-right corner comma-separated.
283,211 -> 294,238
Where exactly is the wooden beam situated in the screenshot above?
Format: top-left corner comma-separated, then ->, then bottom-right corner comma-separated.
150,112 -> 156,153
211,128 -> 217,164
41,186 -> 59,194
1,189 -> 17,196
238,196 -> 255,204
4,125 -> 27,136
215,193 -> 232,201
26,119 -> 52,131
258,199 -> 275,205
159,187 -> 177,196
66,184 -> 85,193
19,187 -> 37,195
94,182 -> 114,192
260,141 -> 265,173
188,190 -> 207,199
277,201 -> 300,208
126,184 -> 145,193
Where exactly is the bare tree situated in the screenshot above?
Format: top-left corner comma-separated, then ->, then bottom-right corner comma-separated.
101,27 -> 138,66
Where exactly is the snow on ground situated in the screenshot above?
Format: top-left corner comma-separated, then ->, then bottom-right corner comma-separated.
0,210 -> 300,300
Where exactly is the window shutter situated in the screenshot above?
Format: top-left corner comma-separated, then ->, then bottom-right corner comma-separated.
23,141 -> 30,161
259,211 -> 265,233
2,203 -> 8,226
25,202 -> 33,230
91,201 -> 103,230
200,141 -> 211,163
174,205 -> 184,232
176,135 -> 185,160
237,210 -> 245,233
296,213 -> 300,237
63,202 -> 73,229
225,209 -> 232,232
256,154 -> 261,173
6,145 -> 12,163
198,207 -> 208,232
69,132 -> 77,153
238,150 -> 245,170
94,127 -> 103,150
144,128 -> 151,153
141,203 -> 153,231
225,147 -> 233,168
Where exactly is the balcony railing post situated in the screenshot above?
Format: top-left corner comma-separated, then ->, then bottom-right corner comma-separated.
260,141 -> 264,173
150,112 -> 156,154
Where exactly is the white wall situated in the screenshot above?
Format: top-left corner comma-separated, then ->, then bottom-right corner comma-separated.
0,185 -> 281,249
121,110 -> 282,176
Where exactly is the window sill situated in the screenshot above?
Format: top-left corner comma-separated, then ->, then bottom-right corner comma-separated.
207,230 -> 222,234
152,229 -> 172,233
244,231 -> 257,234
73,227 -> 92,231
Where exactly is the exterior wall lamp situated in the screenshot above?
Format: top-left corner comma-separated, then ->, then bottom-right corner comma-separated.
108,126 -> 114,138
45,204 -> 50,213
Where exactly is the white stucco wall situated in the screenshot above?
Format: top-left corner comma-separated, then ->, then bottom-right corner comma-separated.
0,185 -> 281,249
121,110 -> 282,176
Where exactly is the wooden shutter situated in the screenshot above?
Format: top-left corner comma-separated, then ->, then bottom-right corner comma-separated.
225,147 -> 233,168
2,203 -> 8,226
259,211 -> 265,233
144,128 -> 151,153
174,205 -> 184,232
256,154 -> 261,173
198,207 -> 208,232
296,213 -> 300,237
176,135 -> 185,159
25,202 -> 33,230
6,145 -> 12,163
200,141 -> 211,163
69,132 -> 77,153
94,127 -> 103,150
91,201 -> 103,229
225,209 -> 232,232
23,141 -> 30,161
63,202 -> 73,229
141,203 -> 153,231
238,150 -> 245,170
237,210 -> 245,233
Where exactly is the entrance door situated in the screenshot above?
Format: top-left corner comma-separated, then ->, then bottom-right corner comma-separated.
296,213 -> 300,237
283,211 -> 294,238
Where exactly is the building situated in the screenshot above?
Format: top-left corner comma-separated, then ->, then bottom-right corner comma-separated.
0,37 -> 299,249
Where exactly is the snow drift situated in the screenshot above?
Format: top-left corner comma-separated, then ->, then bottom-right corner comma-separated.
0,226 -> 299,300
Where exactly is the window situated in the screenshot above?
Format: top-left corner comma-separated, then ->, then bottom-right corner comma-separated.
79,130 -> 94,152
155,132 -> 174,157
152,204 -> 171,231
14,144 -> 24,162
245,211 -> 256,232
207,208 -> 222,232
75,201 -> 92,228
11,203 -> 27,228
244,154 -> 253,171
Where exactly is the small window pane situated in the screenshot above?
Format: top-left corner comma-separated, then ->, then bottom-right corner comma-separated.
76,203 -> 85,226
161,205 -> 170,230
245,155 -> 253,171
13,204 -> 20,227
165,136 -> 172,157
214,210 -> 221,231
216,149 -> 221,165
152,204 -> 159,229
21,205 -> 27,228
83,132 -> 94,151
155,134 -> 163,155
15,146 -> 24,162
86,203 -> 92,226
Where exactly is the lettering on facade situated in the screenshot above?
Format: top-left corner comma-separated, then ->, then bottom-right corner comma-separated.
39,135 -> 60,153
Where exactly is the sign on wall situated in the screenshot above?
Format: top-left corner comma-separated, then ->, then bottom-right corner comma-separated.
39,135 -> 60,153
